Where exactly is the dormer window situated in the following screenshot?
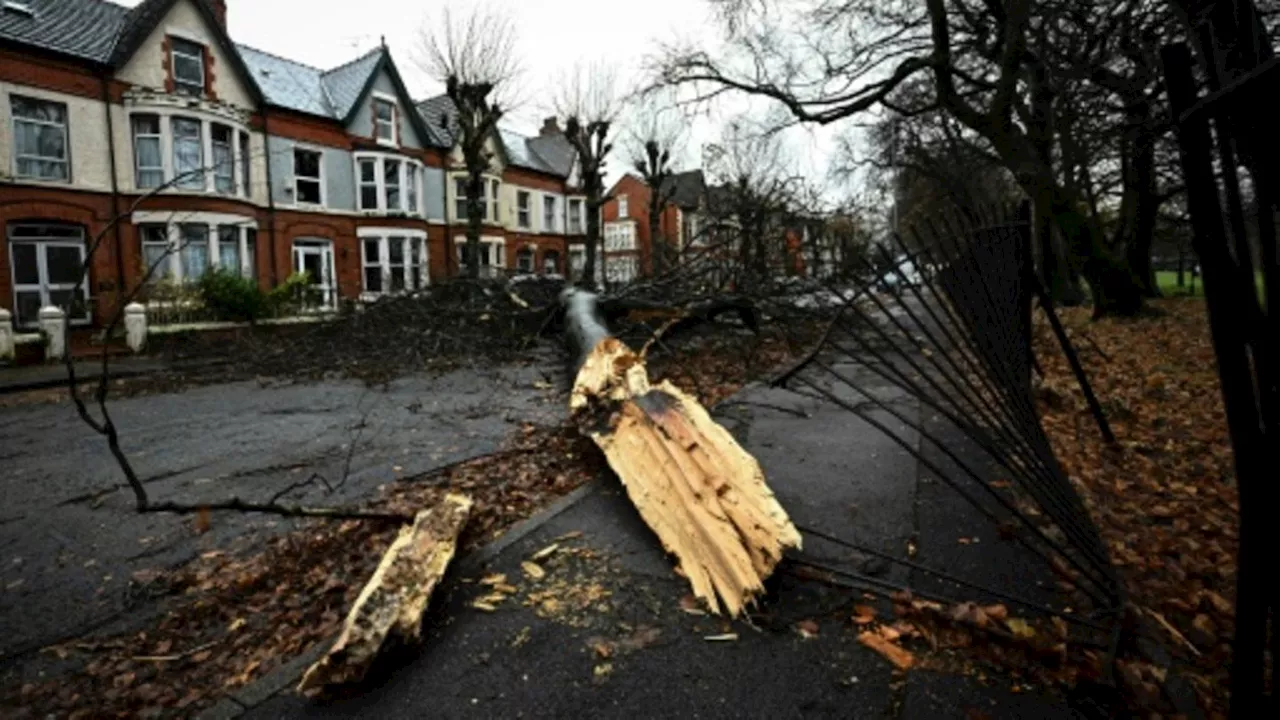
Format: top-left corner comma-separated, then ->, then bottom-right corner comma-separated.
373,98 -> 396,145
171,37 -> 206,96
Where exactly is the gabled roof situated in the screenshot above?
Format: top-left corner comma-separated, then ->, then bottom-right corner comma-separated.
660,170 -> 707,208
239,44 -> 438,145
415,94 -> 574,178
0,0 -> 129,63
109,0 -> 262,103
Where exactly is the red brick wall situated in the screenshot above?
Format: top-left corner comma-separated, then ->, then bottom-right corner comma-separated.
601,174 -> 684,275
0,47 -> 102,100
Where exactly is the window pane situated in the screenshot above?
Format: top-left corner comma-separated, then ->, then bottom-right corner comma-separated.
45,245 -> 83,285
11,96 -> 66,122
213,126 -> 233,193
390,267 -> 405,291
364,267 -> 383,293
388,237 -> 404,264
294,150 -> 320,178
385,161 -> 400,209
11,244 -> 39,284
172,118 -> 204,189
298,180 -> 321,204
360,186 -> 377,209
180,225 -> 209,279
245,229 -> 256,279
15,291 -> 42,327
240,132 -> 251,196
363,239 -> 380,263
218,226 -> 240,273
360,159 -> 376,182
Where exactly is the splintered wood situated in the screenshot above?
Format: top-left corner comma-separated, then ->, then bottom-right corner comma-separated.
571,337 -> 800,617
298,494 -> 472,691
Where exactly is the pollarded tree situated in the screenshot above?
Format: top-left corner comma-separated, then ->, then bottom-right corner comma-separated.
554,64 -> 622,289
418,5 -> 520,279
625,93 -> 688,275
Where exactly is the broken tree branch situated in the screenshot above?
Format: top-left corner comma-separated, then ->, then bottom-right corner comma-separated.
563,288 -> 800,617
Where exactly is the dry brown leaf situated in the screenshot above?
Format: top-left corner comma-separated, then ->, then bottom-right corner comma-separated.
1005,618 -> 1035,639
858,631 -> 915,670
521,561 -> 546,580
704,633 -> 739,642
530,543 -> 560,561
795,620 -> 819,639
852,604 -> 878,625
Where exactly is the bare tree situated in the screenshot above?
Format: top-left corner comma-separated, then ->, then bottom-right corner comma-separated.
555,63 -> 622,289
417,4 -> 521,279
626,93 -> 689,275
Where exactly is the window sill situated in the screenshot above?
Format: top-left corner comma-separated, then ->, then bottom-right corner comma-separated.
11,174 -> 72,184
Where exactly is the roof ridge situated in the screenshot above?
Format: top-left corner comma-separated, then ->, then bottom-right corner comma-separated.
320,45 -> 383,77
236,42 -> 324,72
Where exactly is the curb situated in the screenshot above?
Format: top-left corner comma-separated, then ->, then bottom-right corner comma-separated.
196,478 -> 602,719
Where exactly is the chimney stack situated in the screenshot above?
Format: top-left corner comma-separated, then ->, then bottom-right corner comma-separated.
540,117 -> 561,136
210,0 -> 227,29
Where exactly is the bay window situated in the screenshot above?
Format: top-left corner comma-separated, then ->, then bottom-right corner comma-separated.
132,114 -> 163,189
407,165 -> 418,214
12,95 -> 70,181
361,233 -> 426,296
137,220 -> 257,284
171,117 -> 204,189
212,124 -> 233,193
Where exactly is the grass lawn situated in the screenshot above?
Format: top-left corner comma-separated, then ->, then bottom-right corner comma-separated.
1156,269 -> 1265,299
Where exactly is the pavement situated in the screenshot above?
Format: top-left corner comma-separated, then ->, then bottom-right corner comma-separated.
0,353 -> 568,662
222,357 -> 1101,719
0,356 -> 176,394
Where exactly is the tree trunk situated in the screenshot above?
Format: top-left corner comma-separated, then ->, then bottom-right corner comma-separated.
649,205 -> 665,276
464,169 -> 484,280
562,289 -> 800,616
583,185 -> 601,290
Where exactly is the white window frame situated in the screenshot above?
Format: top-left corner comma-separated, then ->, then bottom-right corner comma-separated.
543,195 -> 557,233
354,153 -> 418,214
211,123 -> 234,194
7,223 -> 89,327
131,113 -> 164,189
10,94 -> 71,182
568,198 -> 584,234
292,146 -> 325,207
515,246 -> 535,274
516,190 -> 531,229
372,94 -> 397,147
132,212 -> 258,285
359,229 -> 428,298
451,173 -> 498,223
170,37 -> 206,96
292,238 -> 336,310
618,194 -> 629,219
171,115 -> 204,190
606,255 -> 639,284
453,235 -> 505,277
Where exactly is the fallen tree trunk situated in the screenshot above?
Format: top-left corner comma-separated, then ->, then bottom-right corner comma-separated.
563,288 -> 800,617
298,493 -> 472,692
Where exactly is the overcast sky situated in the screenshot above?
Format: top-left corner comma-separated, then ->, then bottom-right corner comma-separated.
117,0 -> 847,194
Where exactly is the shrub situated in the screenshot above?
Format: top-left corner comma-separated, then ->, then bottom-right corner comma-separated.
266,272 -> 321,315
198,268 -> 267,322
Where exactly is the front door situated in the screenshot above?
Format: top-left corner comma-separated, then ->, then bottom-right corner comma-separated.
291,239 -> 335,309
7,222 -> 89,327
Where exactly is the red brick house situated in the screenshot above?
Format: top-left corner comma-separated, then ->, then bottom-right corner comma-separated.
0,0 -> 586,334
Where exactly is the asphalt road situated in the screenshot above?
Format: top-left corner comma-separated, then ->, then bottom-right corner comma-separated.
0,356 -> 567,660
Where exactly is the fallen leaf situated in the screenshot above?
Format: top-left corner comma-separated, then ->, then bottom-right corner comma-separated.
227,618 -> 246,633
553,531 -> 584,542
472,600 -> 498,612
678,594 -> 705,615
194,507 -> 211,534
796,620 -> 819,639
981,604 -> 1009,621
858,631 -> 915,670
479,573 -> 507,586
1005,618 -> 1035,639
521,561 -> 546,580
704,633 -> 739,642
852,604 -> 878,625
530,543 -> 559,561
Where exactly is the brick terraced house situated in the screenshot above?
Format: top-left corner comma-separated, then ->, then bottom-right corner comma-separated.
0,0 -> 587,331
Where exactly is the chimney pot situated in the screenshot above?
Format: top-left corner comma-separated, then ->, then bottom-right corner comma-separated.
540,117 -> 560,136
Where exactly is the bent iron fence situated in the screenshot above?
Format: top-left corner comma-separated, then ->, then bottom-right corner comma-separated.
769,205 -> 1125,650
